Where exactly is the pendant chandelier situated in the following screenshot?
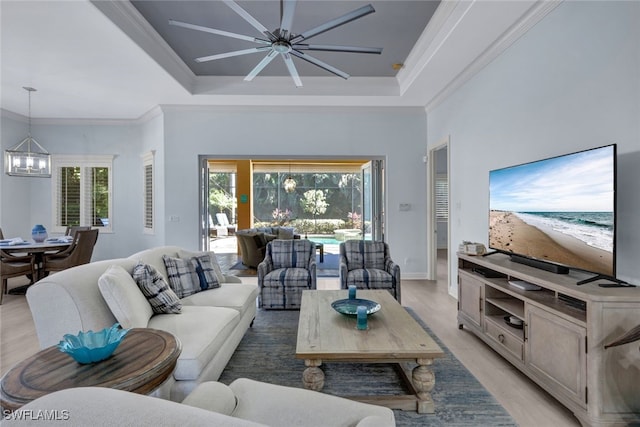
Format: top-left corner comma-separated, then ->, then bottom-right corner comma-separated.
283,163 -> 296,193
4,87 -> 51,177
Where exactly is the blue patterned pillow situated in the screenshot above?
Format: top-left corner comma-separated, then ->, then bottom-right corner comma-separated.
163,255 -> 199,298
163,255 -> 219,298
190,254 -> 220,290
132,262 -> 182,314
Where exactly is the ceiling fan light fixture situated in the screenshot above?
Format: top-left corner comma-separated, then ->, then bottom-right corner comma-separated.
170,0 -> 382,87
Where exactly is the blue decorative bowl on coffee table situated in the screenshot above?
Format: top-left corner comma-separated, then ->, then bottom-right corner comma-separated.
331,298 -> 381,316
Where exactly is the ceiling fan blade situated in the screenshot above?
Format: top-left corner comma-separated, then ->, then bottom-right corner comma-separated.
245,51 -> 279,82
289,4 -> 375,44
223,0 -> 277,41
290,50 -> 349,79
169,20 -> 271,45
196,47 -> 270,63
282,53 -> 302,87
293,44 -> 382,54
279,0 -> 297,39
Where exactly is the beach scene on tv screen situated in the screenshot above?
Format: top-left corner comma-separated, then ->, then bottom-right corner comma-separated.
489,146 -> 614,276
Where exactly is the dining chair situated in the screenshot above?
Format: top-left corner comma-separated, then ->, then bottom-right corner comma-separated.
0,228 -> 36,304
65,225 -> 92,238
43,229 -> 99,276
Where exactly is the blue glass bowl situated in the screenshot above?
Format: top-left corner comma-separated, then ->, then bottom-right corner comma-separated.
331,298 -> 381,316
57,323 -> 129,364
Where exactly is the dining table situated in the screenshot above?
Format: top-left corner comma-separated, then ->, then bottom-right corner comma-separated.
0,239 -> 72,293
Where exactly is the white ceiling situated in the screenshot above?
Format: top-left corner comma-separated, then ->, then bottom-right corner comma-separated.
0,0 -> 560,121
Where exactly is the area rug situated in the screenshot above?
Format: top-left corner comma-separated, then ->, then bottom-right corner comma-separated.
219,308 -> 516,426
229,260 -> 257,276
316,252 -> 339,277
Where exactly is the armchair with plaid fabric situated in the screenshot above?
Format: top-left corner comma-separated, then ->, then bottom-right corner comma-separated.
258,239 -> 317,309
339,240 -> 401,303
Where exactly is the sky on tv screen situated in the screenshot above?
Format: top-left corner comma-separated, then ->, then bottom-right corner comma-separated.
490,145 -> 614,213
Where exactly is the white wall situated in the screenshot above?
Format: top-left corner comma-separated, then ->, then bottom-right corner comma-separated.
427,1 -> 640,295
0,114 -> 149,260
162,106 -> 429,277
2,107 -> 431,277
0,113 -> 30,236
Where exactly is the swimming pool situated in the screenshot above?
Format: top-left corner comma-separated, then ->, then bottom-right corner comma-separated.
305,236 -> 341,245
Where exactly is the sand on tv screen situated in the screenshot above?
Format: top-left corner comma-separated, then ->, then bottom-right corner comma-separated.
489,144 -> 615,277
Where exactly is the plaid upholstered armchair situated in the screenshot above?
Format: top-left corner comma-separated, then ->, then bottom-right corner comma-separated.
339,240 -> 401,303
257,239 -> 317,310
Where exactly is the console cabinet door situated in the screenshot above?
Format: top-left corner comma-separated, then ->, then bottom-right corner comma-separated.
458,272 -> 483,329
525,305 -> 587,408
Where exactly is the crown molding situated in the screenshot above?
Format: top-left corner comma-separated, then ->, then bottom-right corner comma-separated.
425,0 -> 563,113
90,0 -> 195,93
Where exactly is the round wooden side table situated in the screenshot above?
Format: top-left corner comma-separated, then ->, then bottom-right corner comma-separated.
1,328 -> 181,411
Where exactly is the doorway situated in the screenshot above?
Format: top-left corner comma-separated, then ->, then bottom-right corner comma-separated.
427,140 -> 450,287
199,157 -> 386,275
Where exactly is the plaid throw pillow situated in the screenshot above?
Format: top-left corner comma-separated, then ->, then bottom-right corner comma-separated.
177,249 -> 225,285
163,255 -> 220,298
190,254 -> 220,290
163,255 -> 199,298
132,262 -> 182,314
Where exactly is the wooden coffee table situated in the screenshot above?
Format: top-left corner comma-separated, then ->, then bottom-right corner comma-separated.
1,328 -> 181,411
296,290 -> 444,413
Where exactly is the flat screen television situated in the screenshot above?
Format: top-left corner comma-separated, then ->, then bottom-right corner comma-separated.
489,144 -> 616,281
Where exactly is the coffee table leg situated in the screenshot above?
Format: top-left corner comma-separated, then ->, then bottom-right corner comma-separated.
302,359 -> 324,391
412,358 -> 436,414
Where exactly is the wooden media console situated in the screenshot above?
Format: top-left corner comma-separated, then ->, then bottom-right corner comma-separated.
457,253 -> 640,427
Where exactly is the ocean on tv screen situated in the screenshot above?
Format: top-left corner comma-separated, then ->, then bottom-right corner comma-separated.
515,211 -> 613,253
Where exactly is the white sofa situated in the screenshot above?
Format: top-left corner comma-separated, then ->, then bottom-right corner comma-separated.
25,246 -> 259,402
3,379 -> 395,426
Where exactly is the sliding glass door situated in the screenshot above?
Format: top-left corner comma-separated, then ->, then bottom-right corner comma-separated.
361,160 -> 384,241
199,157 -> 385,251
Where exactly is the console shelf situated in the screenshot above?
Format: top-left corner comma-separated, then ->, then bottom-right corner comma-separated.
457,253 -> 640,427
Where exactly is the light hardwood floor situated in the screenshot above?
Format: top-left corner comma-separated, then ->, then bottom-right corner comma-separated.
0,252 -> 579,426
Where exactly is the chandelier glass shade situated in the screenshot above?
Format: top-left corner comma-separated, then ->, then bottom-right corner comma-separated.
283,163 -> 296,193
4,87 -> 51,177
283,175 -> 297,193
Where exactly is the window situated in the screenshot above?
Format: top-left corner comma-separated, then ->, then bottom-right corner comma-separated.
52,155 -> 113,233
143,151 -> 154,233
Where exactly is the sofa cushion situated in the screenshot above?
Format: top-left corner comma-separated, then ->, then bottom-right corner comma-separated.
178,249 -> 225,285
2,387 -> 265,427
181,284 -> 259,316
147,306 -> 240,381
132,262 -> 182,314
98,264 -> 153,329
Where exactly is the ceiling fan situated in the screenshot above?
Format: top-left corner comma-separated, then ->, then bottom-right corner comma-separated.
169,0 -> 382,87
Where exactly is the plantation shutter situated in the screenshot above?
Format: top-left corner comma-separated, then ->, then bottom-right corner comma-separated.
57,166 -> 81,227
435,175 -> 448,221
85,167 -> 110,227
144,163 -> 153,229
